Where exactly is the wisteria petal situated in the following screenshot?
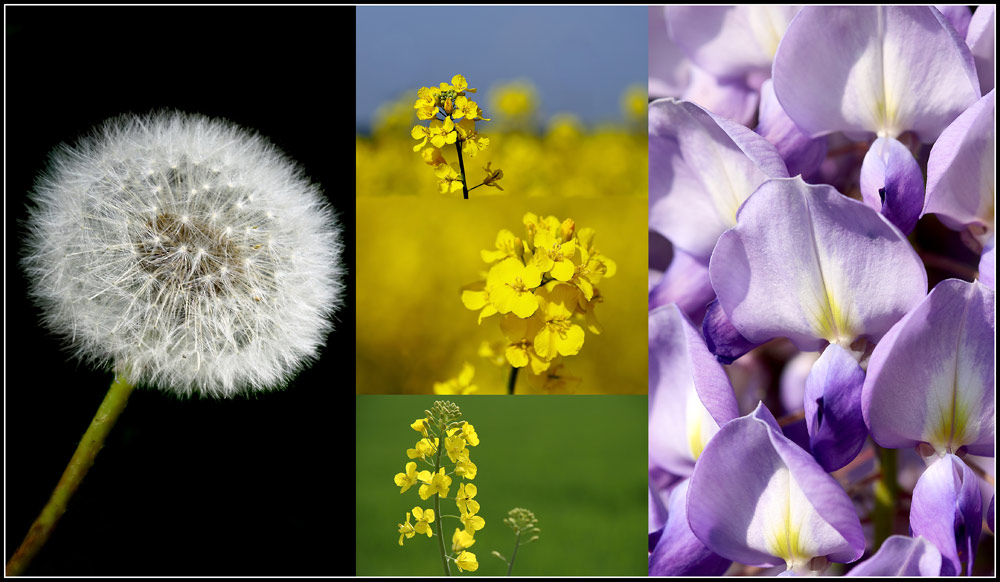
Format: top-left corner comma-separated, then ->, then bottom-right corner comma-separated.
909,454 -> 983,576
980,235 -> 996,288
702,298 -> 763,365
989,493 -> 995,534
863,279 -> 995,455
687,402 -> 865,570
803,344 -> 868,472
936,4 -> 972,38
648,479 -> 732,576
649,305 -> 740,478
649,98 -> 788,260
755,79 -> 828,179
665,6 -> 800,81
649,483 -> 670,537
648,6 -> 691,99
859,136 -> 925,235
967,6 -> 995,94
845,535 -> 942,576
648,248 -> 714,323
709,177 -> 927,351
922,89 -> 995,242
773,6 -> 980,141
681,64 -> 760,128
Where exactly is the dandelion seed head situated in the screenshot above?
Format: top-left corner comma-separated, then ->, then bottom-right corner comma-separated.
23,111 -> 344,397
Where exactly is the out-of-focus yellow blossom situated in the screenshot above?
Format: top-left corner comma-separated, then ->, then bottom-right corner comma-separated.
433,362 -> 479,395
417,467 -> 453,501
455,483 -> 481,516
421,147 -> 447,167
481,229 -> 523,263
398,511 -> 416,546
520,360 -> 583,395
412,506 -> 435,538
406,437 -> 438,461
394,461 -> 420,494
455,550 -> 479,572
452,528 -> 476,553
621,83 -> 648,124
490,79 -> 539,130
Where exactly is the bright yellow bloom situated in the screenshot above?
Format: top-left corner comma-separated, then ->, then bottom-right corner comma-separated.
452,528 -> 476,553
421,147 -> 446,167
567,245 -> 616,301
454,449 -> 478,479
460,281 -> 498,324
413,86 -> 441,120
458,422 -> 479,447
532,229 -> 577,281
487,257 -> 542,318
460,510 -> 485,534
406,437 -> 438,461
418,467 -> 453,500
455,550 -> 479,572
533,283 -> 586,360
394,461 -> 420,494
455,483 -> 481,515
452,96 -> 482,121
445,433 -> 467,463
434,163 -> 465,195
522,213 -> 564,248
398,511 -> 415,546
429,118 -> 458,149
411,417 -> 430,437
433,362 -> 479,395
412,506 -> 435,538
450,74 -> 477,94
500,313 -> 549,373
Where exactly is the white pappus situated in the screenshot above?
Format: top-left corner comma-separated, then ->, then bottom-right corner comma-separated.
22,111 -> 344,397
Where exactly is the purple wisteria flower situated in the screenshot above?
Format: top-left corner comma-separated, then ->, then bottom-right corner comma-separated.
648,5 -> 995,577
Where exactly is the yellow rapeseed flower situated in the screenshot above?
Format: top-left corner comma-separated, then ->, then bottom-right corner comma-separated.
452,528 -> 476,553
486,257 -> 542,318
455,550 -> 479,572
417,467 -> 453,500
532,283 -> 586,361
455,483 -> 481,516
412,506 -> 435,538
433,362 -> 479,395
398,511 -> 416,546
394,461 -> 420,494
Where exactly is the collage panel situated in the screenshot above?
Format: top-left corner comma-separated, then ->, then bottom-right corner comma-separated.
5,6 -> 355,577
356,195 -> 646,396
355,394 -> 647,576
648,5 -> 995,578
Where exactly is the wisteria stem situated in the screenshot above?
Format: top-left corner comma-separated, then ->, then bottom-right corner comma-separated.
872,446 -> 899,547
454,141 -> 469,200
6,373 -> 135,576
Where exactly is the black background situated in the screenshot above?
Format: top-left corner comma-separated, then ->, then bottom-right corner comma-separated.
5,6 -> 356,576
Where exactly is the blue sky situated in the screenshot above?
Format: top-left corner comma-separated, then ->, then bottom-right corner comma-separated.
355,6 -> 647,131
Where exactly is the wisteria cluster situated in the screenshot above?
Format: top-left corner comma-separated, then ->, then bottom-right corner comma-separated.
460,213 -> 617,394
648,6 -> 994,577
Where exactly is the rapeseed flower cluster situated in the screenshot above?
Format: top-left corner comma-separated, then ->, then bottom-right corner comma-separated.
393,401 -> 483,574
460,213 -> 616,393
410,74 -> 502,198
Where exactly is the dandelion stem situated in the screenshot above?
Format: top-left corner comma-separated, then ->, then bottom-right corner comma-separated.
433,425 -> 451,576
454,141 -> 469,200
506,531 -> 521,576
6,373 -> 135,576
507,366 -> 519,395
872,446 -> 899,547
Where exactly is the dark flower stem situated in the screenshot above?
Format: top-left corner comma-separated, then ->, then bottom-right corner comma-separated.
454,141 -> 469,200
507,366 -> 519,395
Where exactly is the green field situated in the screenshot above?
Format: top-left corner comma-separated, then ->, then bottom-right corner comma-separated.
355,395 -> 647,576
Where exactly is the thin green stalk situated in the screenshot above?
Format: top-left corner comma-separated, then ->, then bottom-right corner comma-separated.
454,141 -> 469,200
6,373 -> 135,576
507,366 -> 519,395
872,446 -> 899,547
506,531 -> 521,576
433,427 -> 451,576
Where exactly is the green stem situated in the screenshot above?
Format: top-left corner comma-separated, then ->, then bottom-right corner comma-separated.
872,446 -> 899,547
454,141 -> 469,200
433,427 -> 451,576
507,531 -> 521,576
6,373 -> 135,576
507,366 -> 519,395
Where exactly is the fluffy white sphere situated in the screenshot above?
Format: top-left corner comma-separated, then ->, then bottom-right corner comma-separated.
23,112 -> 343,397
